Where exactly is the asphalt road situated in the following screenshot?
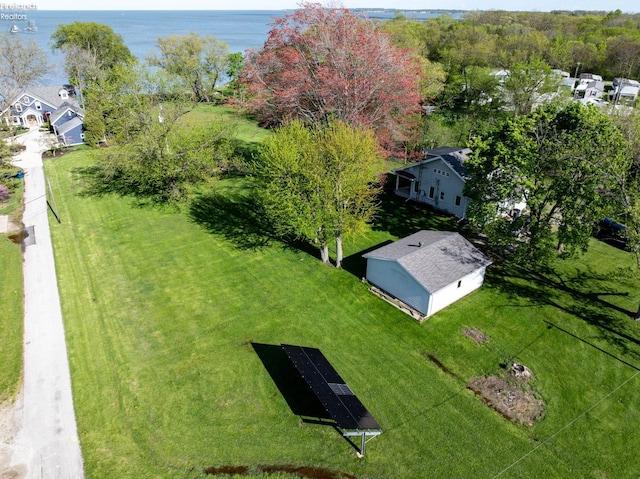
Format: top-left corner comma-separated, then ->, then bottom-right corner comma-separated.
4,128 -> 85,478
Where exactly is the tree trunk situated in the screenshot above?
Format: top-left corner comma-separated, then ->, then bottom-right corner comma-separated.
335,233 -> 343,269
320,243 -> 330,264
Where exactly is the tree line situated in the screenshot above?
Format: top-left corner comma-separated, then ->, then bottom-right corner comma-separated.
385,9 -> 640,82
41,5 -> 418,268
3,4 -> 640,283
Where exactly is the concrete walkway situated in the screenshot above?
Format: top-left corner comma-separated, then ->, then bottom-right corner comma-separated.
6,128 -> 85,478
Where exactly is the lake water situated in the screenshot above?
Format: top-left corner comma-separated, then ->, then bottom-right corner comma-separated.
3,9 -> 461,85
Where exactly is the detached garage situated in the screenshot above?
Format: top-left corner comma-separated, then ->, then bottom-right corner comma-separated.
363,230 -> 492,319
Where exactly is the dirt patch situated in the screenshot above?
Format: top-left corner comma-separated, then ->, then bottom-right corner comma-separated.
3,217 -> 23,237
203,465 -> 358,479
422,352 -> 458,378
42,148 -> 74,159
0,396 -> 26,479
7,228 -> 28,247
468,364 -> 544,426
204,466 -> 249,475
462,327 -> 489,345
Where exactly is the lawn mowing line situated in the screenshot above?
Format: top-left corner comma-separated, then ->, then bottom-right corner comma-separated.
119,326 -> 241,366
491,369 -> 640,478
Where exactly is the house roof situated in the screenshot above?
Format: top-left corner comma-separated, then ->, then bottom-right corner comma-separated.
56,116 -> 83,135
16,86 -> 78,110
426,147 -> 470,179
575,80 -> 604,92
363,230 -> 492,293
394,147 -> 471,181
49,101 -> 84,124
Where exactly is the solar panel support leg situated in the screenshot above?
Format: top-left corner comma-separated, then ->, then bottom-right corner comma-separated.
358,433 -> 366,458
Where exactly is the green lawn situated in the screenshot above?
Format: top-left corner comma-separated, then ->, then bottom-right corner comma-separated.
45,145 -> 640,478
0,168 -> 24,401
0,235 -> 23,401
0,124 -> 28,404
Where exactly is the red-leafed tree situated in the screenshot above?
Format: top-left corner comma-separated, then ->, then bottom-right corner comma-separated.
240,3 -> 423,153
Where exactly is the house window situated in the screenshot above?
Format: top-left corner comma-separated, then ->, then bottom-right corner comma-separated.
428,186 -> 435,199
440,191 -> 445,200
22,95 -> 30,104
15,103 -> 22,112
59,90 -> 69,99
68,111 -> 73,117
455,195 -> 462,207
35,101 -> 42,110
80,133 -> 85,140
414,181 -> 420,193
457,280 -> 462,288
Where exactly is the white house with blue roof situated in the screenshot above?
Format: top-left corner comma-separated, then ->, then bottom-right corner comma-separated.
393,147 -> 472,218
363,230 -> 492,319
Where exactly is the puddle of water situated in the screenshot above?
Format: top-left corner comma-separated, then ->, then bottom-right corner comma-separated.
8,229 -> 27,245
203,464 -> 358,479
8,226 -> 34,247
203,466 -> 249,475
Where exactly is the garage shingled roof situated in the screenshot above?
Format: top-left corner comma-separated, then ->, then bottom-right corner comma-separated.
363,231 -> 492,293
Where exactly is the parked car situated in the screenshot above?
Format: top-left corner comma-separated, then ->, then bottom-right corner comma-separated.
597,218 -> 628,249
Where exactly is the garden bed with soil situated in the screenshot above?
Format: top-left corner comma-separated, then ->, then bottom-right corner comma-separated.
468,363 -> 545,426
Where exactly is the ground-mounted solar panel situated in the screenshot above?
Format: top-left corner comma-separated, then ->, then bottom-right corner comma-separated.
281,344 -> 382,456
329,383 -> 354,396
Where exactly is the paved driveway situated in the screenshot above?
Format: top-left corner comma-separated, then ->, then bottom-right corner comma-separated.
2,128 -> 85,478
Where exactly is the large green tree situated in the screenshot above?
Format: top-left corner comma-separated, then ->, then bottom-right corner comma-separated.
256,119 -> 383,267
0,34 -> 48,135
500,60 -> 563,117
51,22 -> 136,141
464,102 -> 627,264
92,105 -> 236,202
147,33 -> 231,103
607,109 -> 640,318
51,21 -> 135,78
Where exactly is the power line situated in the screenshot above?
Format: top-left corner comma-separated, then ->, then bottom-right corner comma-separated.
491,369 -> 640,478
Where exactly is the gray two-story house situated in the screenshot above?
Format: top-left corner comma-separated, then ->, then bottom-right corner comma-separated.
392,147 -> 472,218
3,85 -> 86,146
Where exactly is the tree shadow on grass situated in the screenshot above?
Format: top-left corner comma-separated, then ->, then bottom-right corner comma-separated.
188,186 -> 321,261
341,240 -> 394,279
371,192 -> 463,239
189,188 -> 275,249
70,163 -> 175,209
486,260 -> 640,365
233,140 -> 261,168
71,164 -> 128,197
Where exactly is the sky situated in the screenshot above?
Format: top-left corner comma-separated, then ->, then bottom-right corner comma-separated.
19,0 -> 640,12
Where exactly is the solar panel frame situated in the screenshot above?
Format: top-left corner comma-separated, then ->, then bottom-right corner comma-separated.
281,344 -> 382,432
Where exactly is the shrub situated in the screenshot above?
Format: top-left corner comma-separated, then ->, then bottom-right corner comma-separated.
0,184 -> 10,202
